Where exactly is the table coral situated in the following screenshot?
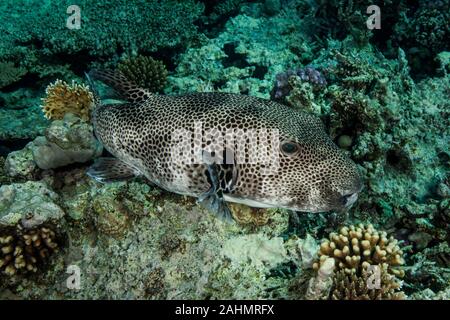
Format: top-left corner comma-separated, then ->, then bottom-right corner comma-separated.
0,0 -> 204,58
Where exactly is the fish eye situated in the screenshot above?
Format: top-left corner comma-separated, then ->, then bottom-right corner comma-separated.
281,141 -> 299,155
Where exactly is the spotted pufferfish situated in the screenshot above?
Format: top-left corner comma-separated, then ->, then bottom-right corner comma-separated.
86,70 -> 362,221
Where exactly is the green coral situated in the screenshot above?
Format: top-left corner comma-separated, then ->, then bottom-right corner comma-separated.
0,0 -> 204,58
118,56 -> 168,93
168,8 -> 310,97
393,0 -> 450,76
0,62 -> 26,89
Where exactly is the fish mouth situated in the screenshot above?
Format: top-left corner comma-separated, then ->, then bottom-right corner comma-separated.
340,192 -> 359,208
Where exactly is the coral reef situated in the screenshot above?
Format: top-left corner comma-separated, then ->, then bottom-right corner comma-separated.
41,80 -> 94,121
229,203 -> 273,226
0,0 -> 204,58
30,114 -> 102,170
0,0 -> 448,300
4,147 -> 38,179
393,0 -> 450,76
167,6 -> 313,97
118,56 -> 168,93
305,256 -> 334,299
0,157 -> 12,185
91,184 -> 132,238
0,106 -> 48,141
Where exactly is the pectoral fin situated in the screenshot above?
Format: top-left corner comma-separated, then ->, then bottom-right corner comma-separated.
87,157 -> 141,183
197,160 -> 234,223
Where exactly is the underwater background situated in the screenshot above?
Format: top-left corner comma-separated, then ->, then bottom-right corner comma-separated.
0,0 -> 449,299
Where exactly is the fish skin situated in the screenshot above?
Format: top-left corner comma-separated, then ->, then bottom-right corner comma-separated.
87,70 -> 362,218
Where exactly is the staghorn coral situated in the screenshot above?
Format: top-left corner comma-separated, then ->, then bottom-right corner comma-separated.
311,223 -> 406,300
0,226 -> 60,276
118,56 -> 168,93
41,80 -> 94,121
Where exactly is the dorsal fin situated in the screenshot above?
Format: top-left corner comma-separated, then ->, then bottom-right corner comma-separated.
88,69 -> 155,103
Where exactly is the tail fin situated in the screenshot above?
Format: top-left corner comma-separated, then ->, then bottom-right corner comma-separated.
87,70 -> 155,103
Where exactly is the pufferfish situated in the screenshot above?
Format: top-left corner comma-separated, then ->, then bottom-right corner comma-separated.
86,70 -> 362,221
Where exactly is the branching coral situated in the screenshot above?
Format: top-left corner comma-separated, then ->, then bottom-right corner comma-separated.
0,226 -> 60,276
311,223 -> 406,299
118,56 -> 168,93
314,224 -> 405,276
331,265 -> 405,300
41,80 -> 94,121
0,62 -> 26,89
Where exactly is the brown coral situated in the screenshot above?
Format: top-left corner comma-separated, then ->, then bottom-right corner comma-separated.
312,223 -> 406,300
118,55 -> 167,93
0,226 -> 60,276
331,266 -> 406,300
41,80 -> 94,121
92,194 -> 130,238
229,203 -> 271,226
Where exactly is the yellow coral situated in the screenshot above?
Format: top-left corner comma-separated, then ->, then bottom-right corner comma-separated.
313,223 -> 405,277
312,223 -> 406,300
0,226 -> 60,276
41,80 -> 94,121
